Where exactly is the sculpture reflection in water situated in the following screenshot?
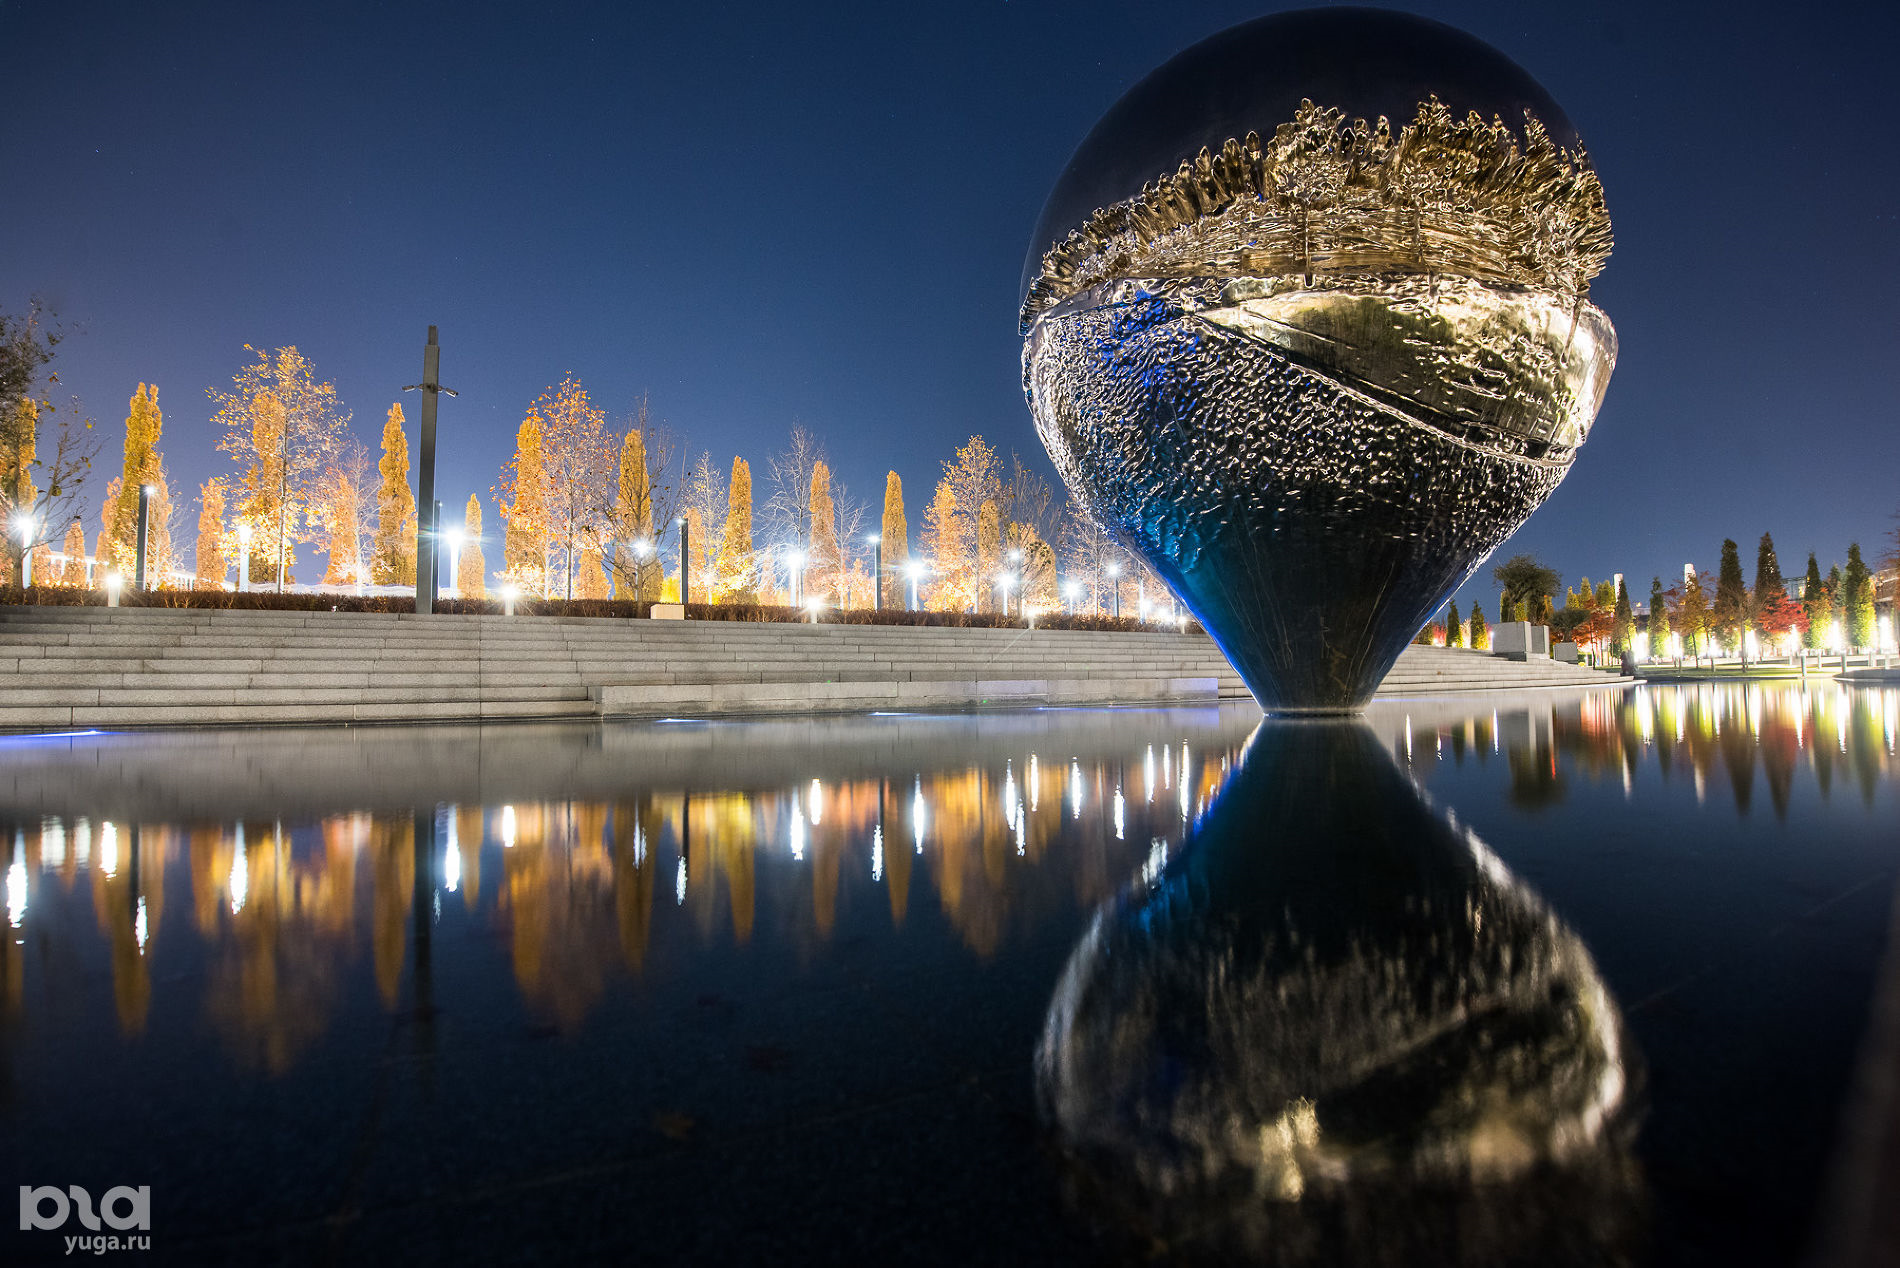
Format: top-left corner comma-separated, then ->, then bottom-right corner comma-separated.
1037,721 -> 1644,1263
1021,10 -> 1617,712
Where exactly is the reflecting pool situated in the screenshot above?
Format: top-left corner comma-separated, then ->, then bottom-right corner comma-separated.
2,683 -> 1896,1265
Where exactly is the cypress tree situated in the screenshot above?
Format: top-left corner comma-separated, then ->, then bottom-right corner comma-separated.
457,495 -> 486,599
1468,603 -> 1488,650
1751,532 -> 1784,630
371,404 -> 416,585
1648,576 -> 1670,654
1678,572 -> 1710,655
715,456 -> 756,603
615,428 -> 656,600
1446,600 -> 1463,647
60,518 -> 86,585
1612,579 -> 1633,655
880,471 -> 907,608
808,460 -> 839,602
1711,538 -> 1748,649
1802,554 -> 1828,650
1826,564 -> 1845,640
1844,543 -> 1876,649
195,478 -> 227,587
501,412 -> 548,595
107,383 -> 165,572
576,545 -> 609,599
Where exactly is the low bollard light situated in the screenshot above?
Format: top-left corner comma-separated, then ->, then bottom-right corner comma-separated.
105,572 -> 124,607
502,582 -> 519,617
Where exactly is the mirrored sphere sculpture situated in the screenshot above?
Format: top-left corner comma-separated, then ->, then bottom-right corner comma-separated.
1037,723 -> 1641,1261
1021,9 -> 1616,713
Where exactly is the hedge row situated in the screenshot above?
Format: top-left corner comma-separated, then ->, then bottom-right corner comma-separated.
0,583 -> 1180,634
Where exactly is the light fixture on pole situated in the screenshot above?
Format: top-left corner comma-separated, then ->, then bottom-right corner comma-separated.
445,528 -> 465,598
867,534 -> 881,610
1107,561 -> 1121,619
1063,580 -> 1080,615
105,571 -> 123,607
676,517 -> 689,606
12,513 -> 36,589
402,326 -> 457,616
905,560 -> 923,611
787,549 -> 806,610
236,522 -> 253,593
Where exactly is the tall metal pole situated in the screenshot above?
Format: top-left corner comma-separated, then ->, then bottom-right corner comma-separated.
405,327 -> 456,615
872,538 -> 882,610
678,518 -> 689,607
276,419 -> 289,592
135,484 -> 151,590
433,499 -> 444,602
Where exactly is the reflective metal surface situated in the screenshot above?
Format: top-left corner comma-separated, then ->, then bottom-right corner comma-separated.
1022,10 -> 1616,713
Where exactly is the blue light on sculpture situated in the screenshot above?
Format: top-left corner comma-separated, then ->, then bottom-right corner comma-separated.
1021,9 -> 1616,713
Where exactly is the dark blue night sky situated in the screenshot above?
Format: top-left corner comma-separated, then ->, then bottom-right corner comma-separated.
3,0 -> 1895,607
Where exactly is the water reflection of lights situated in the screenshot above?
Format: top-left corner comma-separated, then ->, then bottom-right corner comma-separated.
501,805 -> 518,848
230,824 -> 249,915
135,896 -> 148,953
1144,745 -> 1155,802
790,799 -> 807,861
675,856 -> 687,905
871,825 -> 884,882
912,776 -> 925,854
1178,745 -> 1191,822
7,834 -> 25,930
101,821 -> 119,878
1139,838 -> 1167,887
1004,761 -> 1018,827
1113,788 -> 1125,841
1071,761 -> 1084,819
808,779 -> 824,826
443,816 -> 462,894
41,816 -> 65,867
1028,754 -> 1040,811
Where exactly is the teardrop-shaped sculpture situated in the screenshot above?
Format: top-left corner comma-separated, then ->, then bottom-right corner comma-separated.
1021,9 -> 1616,713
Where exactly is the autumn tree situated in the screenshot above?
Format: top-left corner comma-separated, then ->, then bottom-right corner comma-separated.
1468,603 -> 1489,650
975,499 -> 1000,611
880,471 -> 907,607
196,479 -> 228,585
808,460 -> 840,603
1750,532 -> 1785,632
1648,577 -> 1670,653
1446,600 -> 1464,647
715,456 -> 756,603
1711,538 -> 1748,649
684,505 -> 709,602
58,518 -> 85,585
531,378 -> 613,600
923,478 -> 962,611
498,412 -> 550,595
1802,554 -> 1829,650
1844,543 -> 1876,649
371,404 -> 416,585
103,383 -> 167,572
1677,569 -> 1710,655
457,495 -> 486,598
1,301 -> 96,583
211,346 -> 350,589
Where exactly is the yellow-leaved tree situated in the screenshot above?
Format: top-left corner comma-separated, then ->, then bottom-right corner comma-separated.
499,412 -> 549,595
371,404 -> 416,585
924,478 -> 962,611
975,499 -> 1000,611
880,471 -> 906,607
808,459 -> 839,604
104,383 -> 167,573
457,495 -> 486,598
196,478 -> 228,586
715,456 -> 755,603
60,518 -> 86,585
614,425 -> 655,600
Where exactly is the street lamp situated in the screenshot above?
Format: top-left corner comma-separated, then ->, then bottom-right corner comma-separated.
12,512 -> 35,589
1063,580 -> 1080,615
867,534 -> 881,610
1107,561 -> 1121,619
996,573 -> 1017,618
675,517 -> 689,607
444,528 -> 465,598
787,549 -> 806,609
236,522 -> 253,592
501,581 -> 520,617
905,560 -> 924,611
105,571 -> 123,607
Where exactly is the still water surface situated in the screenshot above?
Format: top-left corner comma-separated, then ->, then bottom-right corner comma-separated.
2,683 -> 1896,1265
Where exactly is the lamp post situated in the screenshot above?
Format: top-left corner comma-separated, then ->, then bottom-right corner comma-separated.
906,560 -> 923,611
105,571 -> 123,606
868,534 -> 881,610
403,327 -> 456,616
236,523 -> 252,592
135,484 -> 154,590
632,537 -> 654,603
1064,580 -> 1080,615
787,549 -> 805,609
445,528 -> 465,598
13,513 -> 35,588
676,518 -> 689,606
1107,561 -> 1121,619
